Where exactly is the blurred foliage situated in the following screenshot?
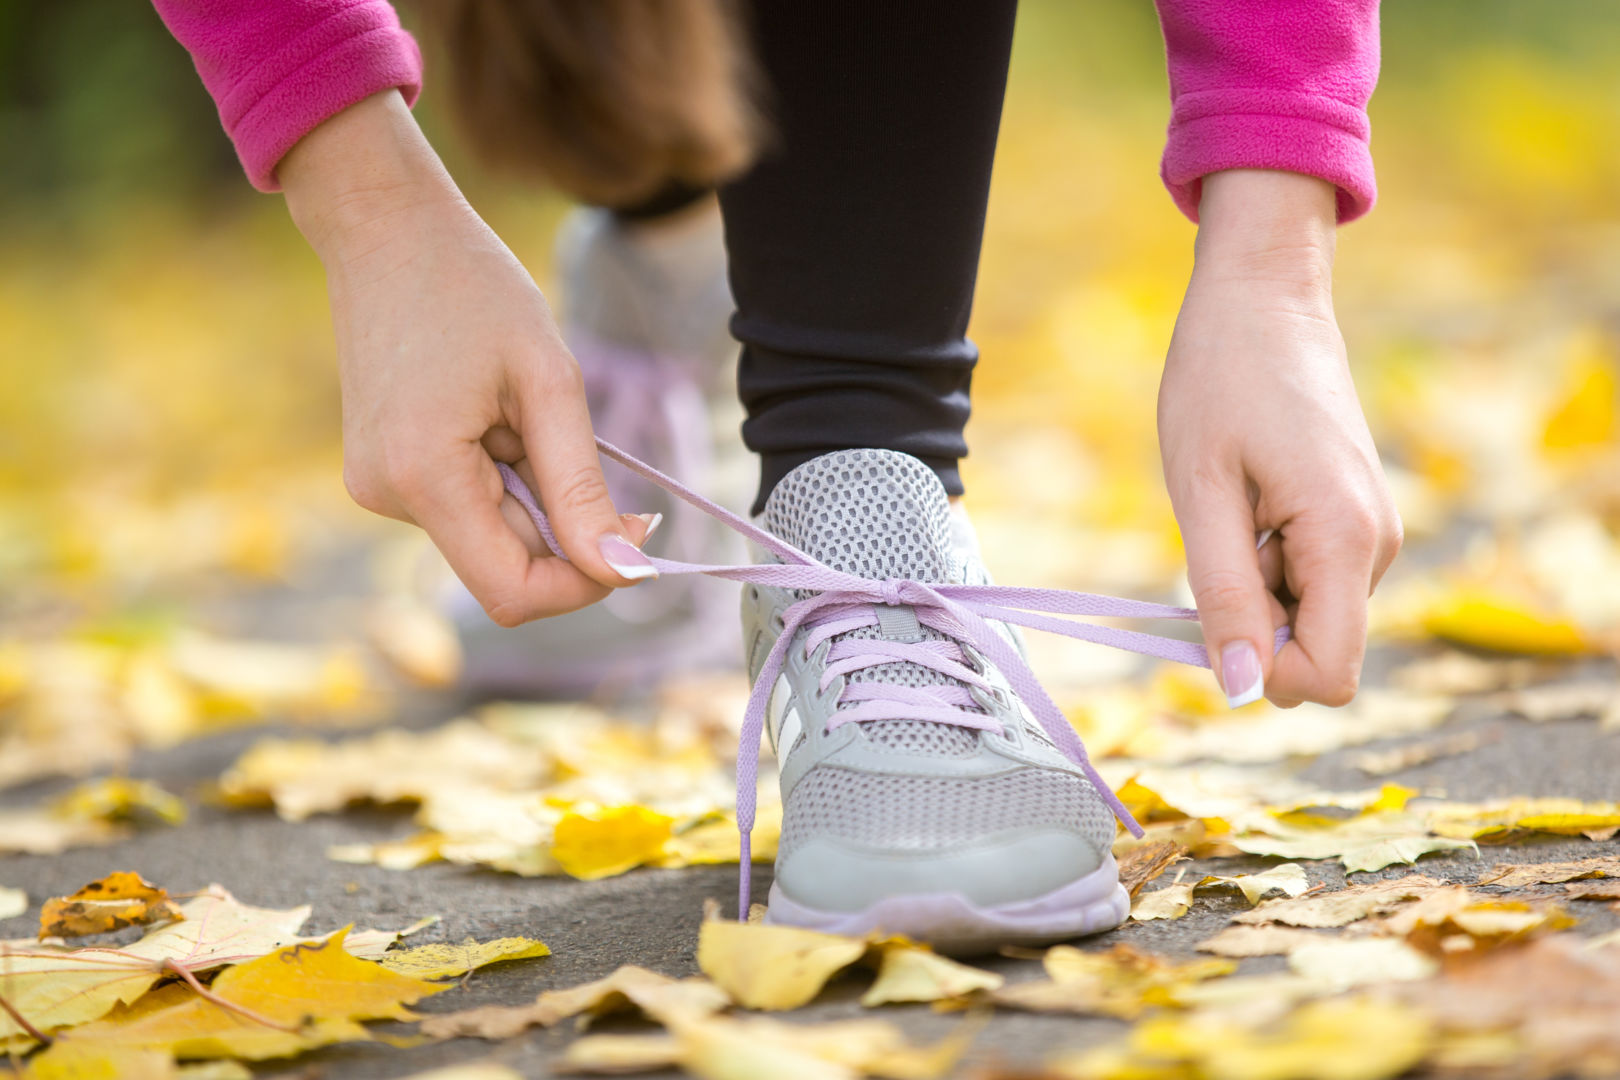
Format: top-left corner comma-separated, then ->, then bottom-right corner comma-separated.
1,0 -> 1619,640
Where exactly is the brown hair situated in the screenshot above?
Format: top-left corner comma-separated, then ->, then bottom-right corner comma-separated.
416,0 -> 765,207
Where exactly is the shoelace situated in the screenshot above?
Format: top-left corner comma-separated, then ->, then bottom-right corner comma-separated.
500,440 -> 1291,912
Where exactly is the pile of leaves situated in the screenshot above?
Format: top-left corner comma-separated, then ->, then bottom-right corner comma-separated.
0,873 -> 548,1078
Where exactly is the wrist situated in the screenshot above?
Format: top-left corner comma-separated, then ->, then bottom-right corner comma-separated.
281,91 -> 465,265
1193,170 -> 1337,299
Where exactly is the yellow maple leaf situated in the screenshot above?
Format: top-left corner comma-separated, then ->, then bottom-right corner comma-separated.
696,920 -> 867,1011
61,928 -> 446,1060
860,942 -> 1003,1006
550,805 -> 674,881
376,937 -> 550,980
38,872 -> 183,939
1420,589 -> 1590,656
1541,350 -> 1616,451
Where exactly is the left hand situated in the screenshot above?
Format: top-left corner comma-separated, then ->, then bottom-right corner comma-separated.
1159,170 -> 1402,709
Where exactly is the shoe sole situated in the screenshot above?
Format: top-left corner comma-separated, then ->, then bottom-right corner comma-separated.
763,853 -> 1130,954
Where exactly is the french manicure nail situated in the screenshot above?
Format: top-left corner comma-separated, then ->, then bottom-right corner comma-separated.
599,533 -> 658,581
637,512 -> 664,541
1221,640 -> 1264,709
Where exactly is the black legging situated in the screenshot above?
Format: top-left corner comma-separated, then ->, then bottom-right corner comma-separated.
719,0 -> 1020,513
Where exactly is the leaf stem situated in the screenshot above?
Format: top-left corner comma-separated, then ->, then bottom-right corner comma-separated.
161,960 -> 299,1033
0,992 -> 49,1045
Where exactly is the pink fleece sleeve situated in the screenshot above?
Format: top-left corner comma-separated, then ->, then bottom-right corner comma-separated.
1155,0 -> 1380,223
151,0 -> 422,192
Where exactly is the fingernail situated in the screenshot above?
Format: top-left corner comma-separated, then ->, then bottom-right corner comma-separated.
599,533 -> 658,581
637,512 -> 664,541
1221,640 -> 1264,709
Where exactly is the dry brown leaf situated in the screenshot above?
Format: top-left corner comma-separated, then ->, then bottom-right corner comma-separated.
1197,924 -> 1329,958
1564,880 -> 1620,901
1234,874 -> 1446,928
1352,730 -> 1491,776
38,872 -> 183,939
1115,840 -> 1187,899
1477,854 -> 1620,887
992,944 -> 1234,1020
1398,934 -> 1620,1079
421,965 -> 728,1040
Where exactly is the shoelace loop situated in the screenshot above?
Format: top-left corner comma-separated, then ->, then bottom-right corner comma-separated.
499,441 -> 1290,913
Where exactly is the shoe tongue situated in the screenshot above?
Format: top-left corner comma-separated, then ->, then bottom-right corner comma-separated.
761,449 -> 955,582
761,449 -> 980,759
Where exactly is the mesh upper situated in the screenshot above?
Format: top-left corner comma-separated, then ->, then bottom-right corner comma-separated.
761,449 -> 977,756
778,766 -> 1117,860
761,449 -> 1115,861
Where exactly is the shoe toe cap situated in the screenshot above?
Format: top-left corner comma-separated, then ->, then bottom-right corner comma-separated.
772,827 -> 1108,914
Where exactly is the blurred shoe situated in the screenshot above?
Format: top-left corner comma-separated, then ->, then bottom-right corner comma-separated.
452,198 -> 746,699
744,449 -> 1129,951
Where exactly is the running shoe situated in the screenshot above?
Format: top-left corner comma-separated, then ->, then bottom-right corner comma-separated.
744,449 -> 1130,951
453,200 -> 746,698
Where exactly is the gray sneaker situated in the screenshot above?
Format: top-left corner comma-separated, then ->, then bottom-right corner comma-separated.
744,449 -> 1130,951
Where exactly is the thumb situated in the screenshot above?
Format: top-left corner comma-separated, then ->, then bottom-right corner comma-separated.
1180,484 -> 1278,709
517,357 -> 656,588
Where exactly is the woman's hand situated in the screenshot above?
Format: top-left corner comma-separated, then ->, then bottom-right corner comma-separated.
281,92 -> 657,625
1159,170 -> 1402,709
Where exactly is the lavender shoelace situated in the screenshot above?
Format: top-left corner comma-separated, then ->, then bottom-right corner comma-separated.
499,440 -> 1291,912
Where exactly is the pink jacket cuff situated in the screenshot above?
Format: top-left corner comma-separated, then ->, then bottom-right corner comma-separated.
154,1 -> 423,192
1156,0 -> 1380,224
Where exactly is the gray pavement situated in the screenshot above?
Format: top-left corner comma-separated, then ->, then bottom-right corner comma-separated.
3,665 -> 1618,1078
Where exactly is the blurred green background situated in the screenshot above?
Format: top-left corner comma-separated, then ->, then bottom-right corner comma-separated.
3,0 -> 1620,649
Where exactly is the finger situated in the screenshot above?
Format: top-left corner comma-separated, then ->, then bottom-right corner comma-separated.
1258,530 -> 1286,596
1180,480 -> 1279,710
513,350 -> 657,588
1266,524 -> 1376,707
404,440 -> 614,625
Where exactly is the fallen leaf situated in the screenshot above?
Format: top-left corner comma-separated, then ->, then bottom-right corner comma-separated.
1488,680 -> 1620,724
1352,730 -> 1490,776
375,936 -> 549,980
1232,810 -> 1478,873
1053,996 -> 1432,1080
0,888 -> 24,921
1196,925 -> 1328,958
1397,934 -> 1620,1079
1388,651 -> 1549,695
21,1043 -> 175,1080
860,943 -> 1002,1006
1285,938 -> 1440,988
38,872 -> 183,939
1565,880 -> 1620,900
1234,875 -> 1446,928
1199,864 -> 1312,906
551,806 -> 675,881
366,597 -> 463,687
1115,841 -> 1187,898
0,888 -> 312,1040
1419,588 -> 1592,656
420,965 -> 728,1039
1130,880 -> 1194,921
61,928 -> 446,1060
1477,854 -> 1620,887
697,920 -> 867,1011
0,811 -> 126,856
559,1032 -> 683,1074
393,1067 -> 524,1080
217,720 -> 549,821
1426,797 -> 1620,841
993,944 -> 1234,1019
49,778 -> 186,826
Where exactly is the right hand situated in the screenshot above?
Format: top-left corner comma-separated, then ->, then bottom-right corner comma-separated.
281,92 -> 657,626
